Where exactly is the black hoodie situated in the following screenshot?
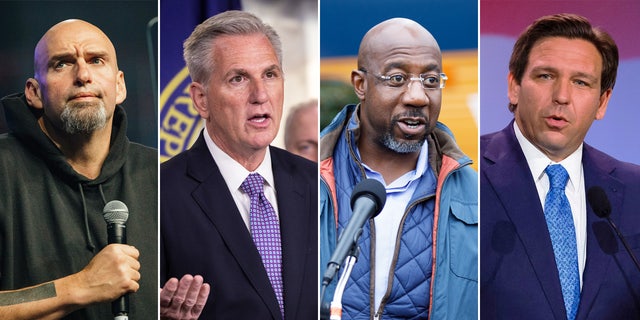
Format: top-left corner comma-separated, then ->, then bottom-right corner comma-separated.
0,93 -> 158,319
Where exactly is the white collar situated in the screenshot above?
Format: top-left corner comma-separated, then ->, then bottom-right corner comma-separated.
203,126 -> 275,191
513,121 -> 582,189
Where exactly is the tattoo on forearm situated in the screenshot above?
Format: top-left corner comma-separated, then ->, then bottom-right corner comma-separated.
0,282 -> 57,306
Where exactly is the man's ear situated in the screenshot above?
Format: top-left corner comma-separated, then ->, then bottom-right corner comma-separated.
351,69 -> 366,101
115,70 -> 127,105
595,88 -> 612,120
507,72 -> 520,108
25,78 -> 43,109
190,82 -> 209,120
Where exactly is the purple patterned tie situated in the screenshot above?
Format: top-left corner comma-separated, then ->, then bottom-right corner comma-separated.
241,173 -> 284,318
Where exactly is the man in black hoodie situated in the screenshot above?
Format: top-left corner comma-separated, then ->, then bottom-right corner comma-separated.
0,19 -> 157,319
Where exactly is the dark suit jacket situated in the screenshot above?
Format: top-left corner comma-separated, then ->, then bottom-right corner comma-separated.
161,133 -> 318,319
480,122 -> 640,319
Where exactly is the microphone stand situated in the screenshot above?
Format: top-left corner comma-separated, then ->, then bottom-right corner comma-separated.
321,246 -> 359,320
329,254 -> 357,320
605,216 -> 640,272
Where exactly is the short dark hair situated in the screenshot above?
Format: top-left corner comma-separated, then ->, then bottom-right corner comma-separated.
508,13 -> 618,112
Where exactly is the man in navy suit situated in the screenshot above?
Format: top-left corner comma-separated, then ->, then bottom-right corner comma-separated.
159,11 -> 317,319
481,13 -> 640,319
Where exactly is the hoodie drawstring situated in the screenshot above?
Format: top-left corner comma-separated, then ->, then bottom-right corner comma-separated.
78,183 -> 107,253
98,184 -> 107,205
78,183 -> 96,252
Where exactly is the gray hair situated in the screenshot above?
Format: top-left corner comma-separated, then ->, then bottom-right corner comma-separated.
183,10 -> 283,85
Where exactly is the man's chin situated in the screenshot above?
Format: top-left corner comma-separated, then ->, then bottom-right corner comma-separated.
60,103 -> 107,134
382,135 -> 425,154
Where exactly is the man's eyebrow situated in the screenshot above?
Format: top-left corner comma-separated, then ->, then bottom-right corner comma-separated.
530,65 -> 598,82
84,49 -> 110,59
572,71 -> 599,82
224,68 -> 249,78
530,65 -> 558,74
46,53 -> 74,67
223,64 -> 282,78
382,61 -> 440,73
47,50 -> 111,65
382,62 -> 408,72
264,64 -> 282,72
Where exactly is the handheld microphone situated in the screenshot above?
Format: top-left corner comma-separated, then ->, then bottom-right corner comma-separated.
587,186 -> 640,272
322,178 -> 387,286
103,200 -> 130,320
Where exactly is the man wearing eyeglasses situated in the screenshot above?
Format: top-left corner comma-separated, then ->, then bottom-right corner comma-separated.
319,18 -> 478,319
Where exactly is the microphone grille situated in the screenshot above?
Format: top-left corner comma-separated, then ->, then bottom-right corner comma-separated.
350,178 -> 387,216
587,186 -> 612,218
103,200 -> 129,224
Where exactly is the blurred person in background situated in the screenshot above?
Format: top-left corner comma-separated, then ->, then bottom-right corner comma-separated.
284,99 -> 318,162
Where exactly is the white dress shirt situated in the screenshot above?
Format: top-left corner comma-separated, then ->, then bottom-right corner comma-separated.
514,121 -> 586,288
203,126 -> 280,231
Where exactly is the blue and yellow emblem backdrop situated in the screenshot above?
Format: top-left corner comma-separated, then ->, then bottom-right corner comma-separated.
159,0 -> 241,162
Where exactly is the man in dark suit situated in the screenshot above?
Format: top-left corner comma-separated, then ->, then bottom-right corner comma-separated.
159,11 -> 318,319
481,13 -> 640,319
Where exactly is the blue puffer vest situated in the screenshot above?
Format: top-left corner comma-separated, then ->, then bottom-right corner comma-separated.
338,171 -> 437,318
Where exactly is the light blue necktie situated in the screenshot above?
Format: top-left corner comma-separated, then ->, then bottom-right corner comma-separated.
241,173 -> 284,319
544,164 -> 580,320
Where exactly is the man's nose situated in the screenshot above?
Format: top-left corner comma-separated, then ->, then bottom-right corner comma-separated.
74,60 -> 93,86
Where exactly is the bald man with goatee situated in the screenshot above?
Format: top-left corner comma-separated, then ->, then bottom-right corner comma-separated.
0,19 -> 157,319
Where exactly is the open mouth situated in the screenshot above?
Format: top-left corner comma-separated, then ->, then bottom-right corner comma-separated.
249,114 -> 269,121
247,114 -> 271,127
397,117 -> 426,137
545,115 -> 568,128
402,119 -> 422,129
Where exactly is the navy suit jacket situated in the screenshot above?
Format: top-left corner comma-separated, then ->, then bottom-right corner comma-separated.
161,133 -> 318,319
481,122 -> 640,319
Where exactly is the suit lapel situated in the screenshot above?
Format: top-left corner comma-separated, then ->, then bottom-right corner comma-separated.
577,145 -> 624,319
187,136 -> 282,319
483,123 -> 567,319
271,148 -> 312,320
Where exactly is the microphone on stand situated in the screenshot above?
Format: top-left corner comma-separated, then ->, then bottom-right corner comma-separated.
103,200 -> 130,320
587,186 -> 640,272
321,179 -> 387,319
322,178 -> 386,286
